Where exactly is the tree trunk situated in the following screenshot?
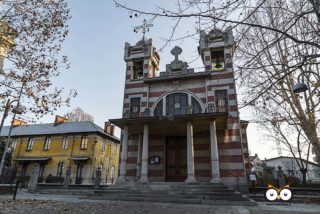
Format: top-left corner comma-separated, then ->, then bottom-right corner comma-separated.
299,117 -> 320,164
312,144 -> 320,164
301,168 -> 307,185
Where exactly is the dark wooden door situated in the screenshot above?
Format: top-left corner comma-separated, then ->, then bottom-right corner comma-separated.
75,162 -> 84,184
165,136 -> 187,182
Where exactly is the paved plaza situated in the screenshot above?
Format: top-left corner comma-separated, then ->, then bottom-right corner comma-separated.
0,191 -> 320,214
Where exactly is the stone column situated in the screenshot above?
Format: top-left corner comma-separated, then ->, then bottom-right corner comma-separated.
185,121 -> 196,183
28,164 -> 40,193
138,124 -> 149,183
117,125 -> 129,183
64,167 -> 72,187
136,134 -> 142,180
210,120 -> 221,182
94,166 -> 102,189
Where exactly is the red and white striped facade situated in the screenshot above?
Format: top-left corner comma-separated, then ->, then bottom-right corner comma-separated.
111,28 -> 250,191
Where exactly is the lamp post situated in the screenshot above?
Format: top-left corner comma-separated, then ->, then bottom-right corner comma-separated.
292,71 -> 320,93
0,83 -> 25,176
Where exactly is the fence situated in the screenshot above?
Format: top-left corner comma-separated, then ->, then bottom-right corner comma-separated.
0,167 -> 16,184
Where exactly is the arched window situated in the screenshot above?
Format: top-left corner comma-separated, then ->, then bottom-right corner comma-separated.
191,97 -> 201,114
153,93 -> 203,116
154,99 -> 163,116
166,93 -> 188,116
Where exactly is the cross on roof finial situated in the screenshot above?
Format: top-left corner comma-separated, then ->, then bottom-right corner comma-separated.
171,46 -> 182,61
133,19 -> 153,41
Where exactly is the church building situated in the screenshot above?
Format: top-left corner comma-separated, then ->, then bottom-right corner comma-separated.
110,27 -> 250,191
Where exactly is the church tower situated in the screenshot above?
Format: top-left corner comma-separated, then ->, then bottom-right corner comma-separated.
198,27 -> 250,177
198,27 -> 235,72
122,39 -> 160,118
124,39 -> 160,80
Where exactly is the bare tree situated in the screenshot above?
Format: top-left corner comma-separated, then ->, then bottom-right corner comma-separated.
64,107 -> 94,122
264,119 -> 312,184
236,0 -> 320,163
0,0 -> 76,118
114,0 -> 320,61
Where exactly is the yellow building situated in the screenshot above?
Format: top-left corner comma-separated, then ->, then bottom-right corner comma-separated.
1,116 -> 120,185
0,21 -> 16,71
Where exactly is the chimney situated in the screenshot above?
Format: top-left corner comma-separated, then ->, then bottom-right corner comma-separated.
104,121 -> 115,136
54,115 -> 68,126
12,119 -> 27,127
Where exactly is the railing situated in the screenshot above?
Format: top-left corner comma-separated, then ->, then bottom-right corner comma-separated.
220,168 -> 240,192
125,105 -> 228,119
0,167 -> 17,184
207,103 -> 228,113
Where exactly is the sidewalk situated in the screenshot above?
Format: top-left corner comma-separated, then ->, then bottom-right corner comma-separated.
0,190 -> 319,214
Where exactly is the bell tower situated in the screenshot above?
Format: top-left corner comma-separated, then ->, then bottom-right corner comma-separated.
121,20 -> 160,118
198,26 -> 235,72
198,27 -> 249,187
124,39 -> 160,80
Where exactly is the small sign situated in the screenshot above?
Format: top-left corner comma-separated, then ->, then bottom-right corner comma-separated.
249,173 -> 257,181
149,156 -> 160,165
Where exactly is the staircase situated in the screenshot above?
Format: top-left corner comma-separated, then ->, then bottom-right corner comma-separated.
83,182 -> 257,206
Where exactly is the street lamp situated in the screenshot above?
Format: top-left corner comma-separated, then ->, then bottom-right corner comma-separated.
0,83 -> 25,176
292,71 -> 320,93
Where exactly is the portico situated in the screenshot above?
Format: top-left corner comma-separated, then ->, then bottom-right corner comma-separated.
111,113 -> 226,183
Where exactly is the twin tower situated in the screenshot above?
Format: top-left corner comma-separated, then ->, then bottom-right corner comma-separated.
123,27 -> 235,81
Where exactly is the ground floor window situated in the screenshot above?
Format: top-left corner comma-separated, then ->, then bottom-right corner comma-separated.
56,162 -> 64,177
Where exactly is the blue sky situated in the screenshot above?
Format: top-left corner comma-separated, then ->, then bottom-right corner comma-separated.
4,0 -> 281,159
40,0 -> 206,126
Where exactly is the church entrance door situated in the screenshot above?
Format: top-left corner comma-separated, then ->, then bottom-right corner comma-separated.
165,136 -> 187,182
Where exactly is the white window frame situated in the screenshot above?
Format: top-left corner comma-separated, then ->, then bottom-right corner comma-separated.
43,137 -> 51,150
11,139 -> 17,150
26,137 -> 34,151
62,136 -> 68,149
101,139 -> 106,152
80,135 -> 88,149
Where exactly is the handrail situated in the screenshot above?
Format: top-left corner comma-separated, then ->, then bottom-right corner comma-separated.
220,169 -> 240,192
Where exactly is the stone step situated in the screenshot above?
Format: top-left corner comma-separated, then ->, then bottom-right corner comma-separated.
121,182 -> 225,186
128,186 -> 228,189
246,193 -> 320,203
109,186 -> 227,189
114,183 -> 226,188
37,188 -> 235,196
83,195 -> 256,206
36,183 -> 256,206
202,199 -> 257,206
92,190 -> 240,197
94,188 -> 234,193
83,195 -> 202,204
91,192 -> 245,200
